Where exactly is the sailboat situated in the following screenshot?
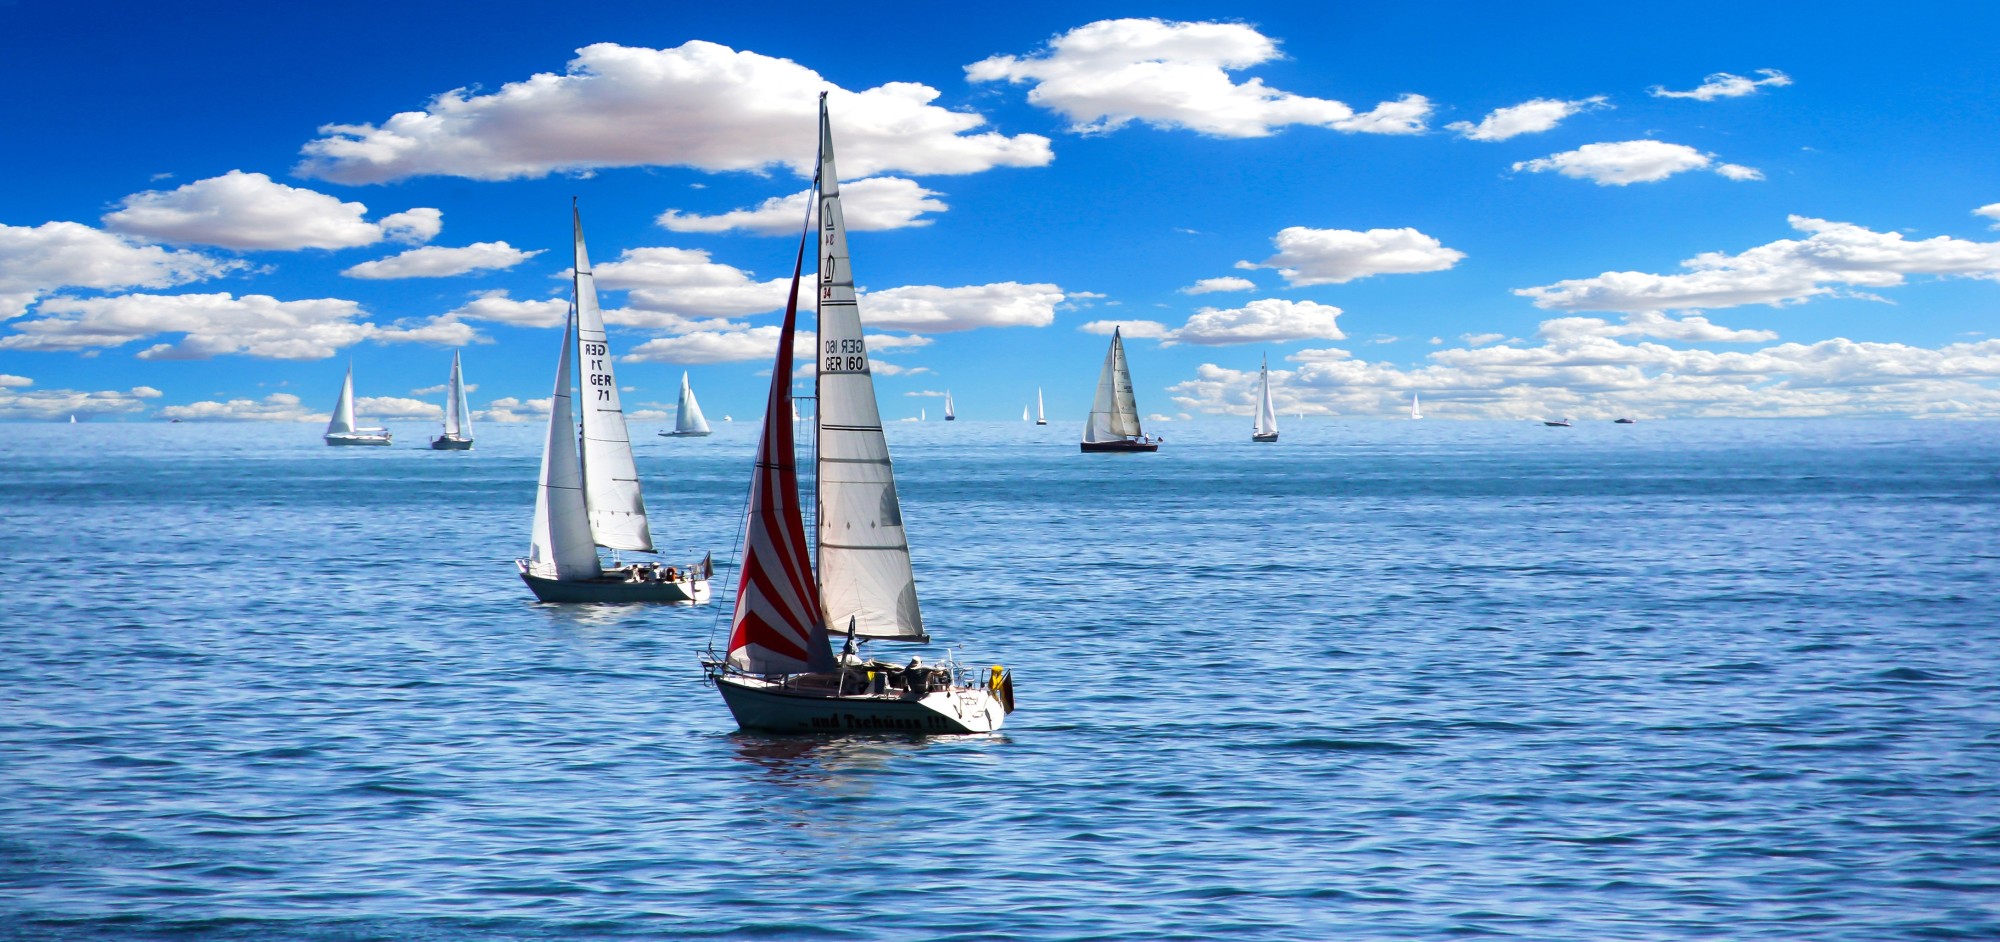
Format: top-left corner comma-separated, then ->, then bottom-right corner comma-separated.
515,204 -> 712,604
1022,405 -> 1030,422
1411,393 -> 1423,421
1036,387 -> 1047,425
324,364 -> 391,446
920,407 -> 926,422
1252,355 -> 1278,443
944,390 -> 955,421
430,350 -> 473,450
660,371 -> 713,437
1081,327 -> 1159,453
701,96 -> 1013,734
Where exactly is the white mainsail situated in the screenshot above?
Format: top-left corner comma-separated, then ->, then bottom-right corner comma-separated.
814,98 -> 926,643
528,308 -> 601,581
1083,328 -> 1145,444
571,206 -> 654,553
1411,393 -> 1423,420
676,372 -> 711,435
327,366 -> 357,436
1254,356 -> 1278,438
442,350 -> 472,439
1022,405 -> 1030,422
1037,387 -> 1046,424
944,390 -> 955,420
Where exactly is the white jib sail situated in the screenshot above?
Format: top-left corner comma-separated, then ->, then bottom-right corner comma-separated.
443,351 -> 470,438
676,372 -> 710,434
327,366 -> 357,435
571,206 -> 654,552
814,99 -> 926,643
944,390 -> 954,419
1037,388 -> 1045,422
1255,356 -> 1277,437
529,309 -> 601,581
1084,329 -> 1145,443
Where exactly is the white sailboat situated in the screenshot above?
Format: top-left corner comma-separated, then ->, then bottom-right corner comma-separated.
1036,387 -> 1047,425
1252,355 -> 1279,443
324,364 -> 391,446
1411,393 -> 1423,420
944,390 -> 955,421
659,371 -> 713,437
430,350 -> 474,450
702,96 -> 1013,734
1022,405 -> 1030,422
516,204 -> 712,604
1081,327 -> 1158,453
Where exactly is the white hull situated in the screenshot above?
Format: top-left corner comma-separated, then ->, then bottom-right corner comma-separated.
326,432 -> 392,446
713,672 -> 1007,734
659,430 -> 713,437
516,560 -> 711,603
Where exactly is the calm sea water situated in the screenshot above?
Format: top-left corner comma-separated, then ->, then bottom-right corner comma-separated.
2,418 -> 1997,941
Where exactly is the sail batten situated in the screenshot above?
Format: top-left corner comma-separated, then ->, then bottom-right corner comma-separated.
572,207 -> 654,552
813,98 -> 926,643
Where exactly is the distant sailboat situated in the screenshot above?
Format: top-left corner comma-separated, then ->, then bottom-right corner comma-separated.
1252,355 -> 1278,443
1544,417 -> 1573,427
921,407 -> 926,422
1411,392 -> 1423,421
1036,387 -> 1047,425
660,372 -> 713,437
1614,417 -> 1637,424
944,389 -> 955,421
430,351 -> 473,450
68,414 -> 76,424
516,204 -> 711,604
324,364 -> 391,446
1022,405 -> 1030,422
1081,328 -> 1158,453
702,95 -> 1012,734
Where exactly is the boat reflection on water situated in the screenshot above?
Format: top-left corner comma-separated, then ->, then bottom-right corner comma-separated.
726,733 -> 933,788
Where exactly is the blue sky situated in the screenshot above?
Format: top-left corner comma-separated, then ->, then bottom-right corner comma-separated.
3,0 -> 1997,423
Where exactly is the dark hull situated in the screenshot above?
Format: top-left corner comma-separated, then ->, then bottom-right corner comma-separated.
1081,439 -> 1159,453
430,436 -> 473,450
1252,433 -> 1278,442
518,569 -> 707,603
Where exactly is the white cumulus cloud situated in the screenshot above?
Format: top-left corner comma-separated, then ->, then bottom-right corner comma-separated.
1181,276 -> 1256,294
1447,96 -> 1609,141
1164,298 -> 1346,346
1976,203 -> 2000,229
593,246 -> 793,319
1649,69 -> 1792,101
1512,140 -> 1759,186
103,171 -> 441,250
622,328 -> 926,365
857,283 -> 1063,332
0,292 -> 475,359
0,383 -> 165,420
1240,226 -> 1465,286
1080,319 -> 1170,338
342,242 -> 542,279
1534,311 -> 1778,344
445,291 -> 570,328
967,18 -> 1430,137
297,42 -> 1051,183
1516,213 -> 2000,312
0,221 -> 241,317
660,178 -> 948,234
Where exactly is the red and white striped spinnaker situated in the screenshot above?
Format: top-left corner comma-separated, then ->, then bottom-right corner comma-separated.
725,192 -> 834,676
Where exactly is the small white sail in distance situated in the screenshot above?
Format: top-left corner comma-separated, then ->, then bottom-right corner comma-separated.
1411,392 -> 1423,420
675,372 -> 711,435
1253,355 -> 1278,440
1036,387 -> 1047,424
442,350 -> 471,439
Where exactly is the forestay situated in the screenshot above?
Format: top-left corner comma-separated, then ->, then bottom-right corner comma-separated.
571,206 -> 654,552
814,98 -> 927,643
528,309 -> 602,581
1084,328 -> 1145,443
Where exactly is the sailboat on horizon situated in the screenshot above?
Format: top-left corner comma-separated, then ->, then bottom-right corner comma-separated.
1252,355 -> 1278,443
944,389 -> 955,421
1036,387 -> 1047,425
516,204 -> 711,604
1081,327 -> 1159,453
700,96 -> 1013,734
430,350 -> 473,450
324,364 -> 391,446
1411,392 -> 1423,421
660,371 -> 713,437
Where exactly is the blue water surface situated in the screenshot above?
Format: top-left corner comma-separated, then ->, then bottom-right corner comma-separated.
1,417 -> 1996,940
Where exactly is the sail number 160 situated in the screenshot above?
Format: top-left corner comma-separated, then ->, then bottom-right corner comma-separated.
824,338 -> 864,373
